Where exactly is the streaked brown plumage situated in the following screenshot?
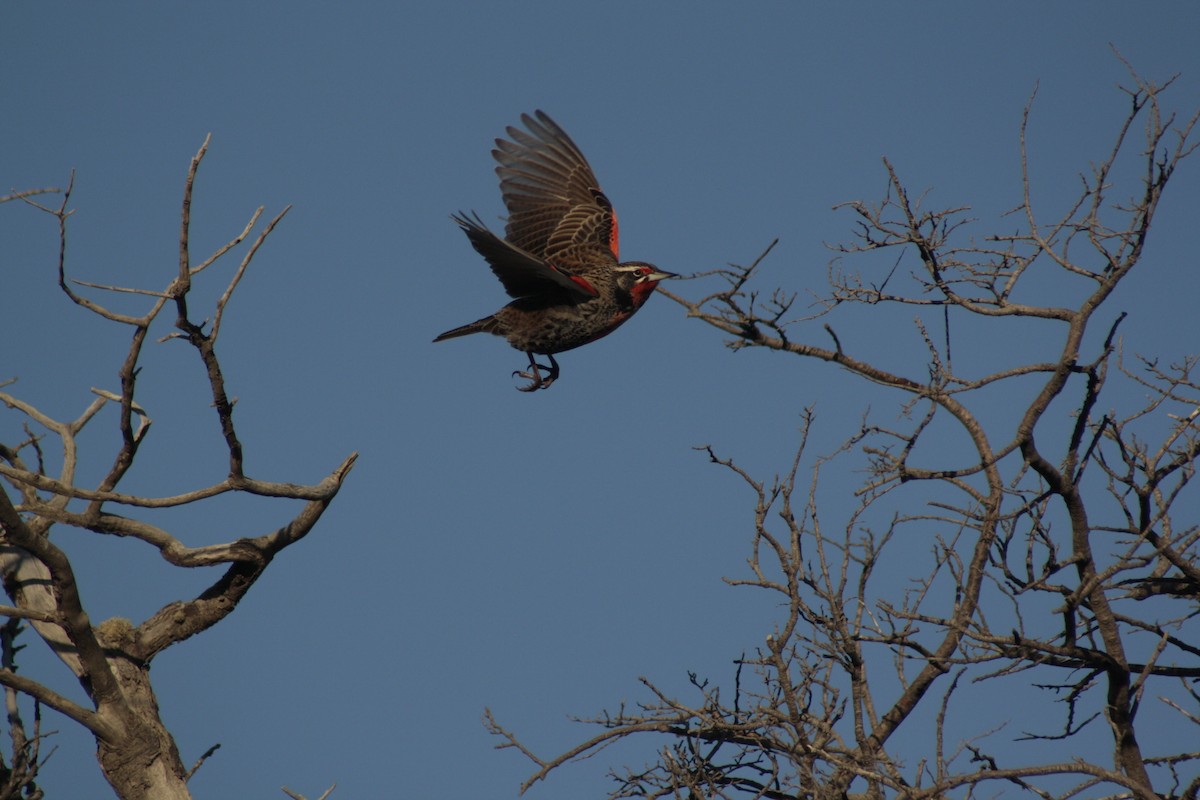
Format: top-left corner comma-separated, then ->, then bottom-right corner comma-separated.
434,111 -> 675,391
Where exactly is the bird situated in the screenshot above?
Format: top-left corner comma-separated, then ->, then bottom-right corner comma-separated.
434,110 -> 676,391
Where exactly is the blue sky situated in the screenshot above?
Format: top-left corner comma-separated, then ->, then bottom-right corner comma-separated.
3,3 -> 1199,797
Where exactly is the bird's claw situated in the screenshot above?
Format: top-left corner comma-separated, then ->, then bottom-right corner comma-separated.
513,354 -> 559,392
513,369 -> 554,392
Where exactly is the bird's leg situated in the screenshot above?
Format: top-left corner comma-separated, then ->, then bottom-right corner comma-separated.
513,353 -> 559,392
542,354 -> 560,387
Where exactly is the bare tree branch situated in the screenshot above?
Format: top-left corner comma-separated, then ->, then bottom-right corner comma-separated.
488,62 -> 1200,800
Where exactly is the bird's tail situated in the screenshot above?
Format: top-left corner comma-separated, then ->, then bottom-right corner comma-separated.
433,315 -> 501,342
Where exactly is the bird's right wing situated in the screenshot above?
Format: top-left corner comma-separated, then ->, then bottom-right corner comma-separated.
493,111 -> 620,269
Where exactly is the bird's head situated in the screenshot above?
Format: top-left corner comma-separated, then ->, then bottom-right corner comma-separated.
616,262 -> 677,308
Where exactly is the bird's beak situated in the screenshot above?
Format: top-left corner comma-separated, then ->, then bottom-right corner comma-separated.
648,268 -> 679,282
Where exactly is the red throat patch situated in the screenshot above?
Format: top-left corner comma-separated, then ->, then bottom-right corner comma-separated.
630,280 -> 659,309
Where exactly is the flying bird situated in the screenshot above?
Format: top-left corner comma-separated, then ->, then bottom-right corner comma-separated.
434,111 -> 676,391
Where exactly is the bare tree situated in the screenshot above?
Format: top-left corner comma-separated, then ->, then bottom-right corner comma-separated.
486,64 -> 1200,800
0,139 -> 356,799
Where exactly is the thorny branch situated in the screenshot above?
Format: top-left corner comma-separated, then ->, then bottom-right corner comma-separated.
0,620 -> 48,800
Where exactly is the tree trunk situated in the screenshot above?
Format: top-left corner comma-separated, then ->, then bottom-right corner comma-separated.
96,650 -> 191,800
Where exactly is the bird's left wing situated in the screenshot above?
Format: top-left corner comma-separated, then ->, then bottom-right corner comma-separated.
453,212 -> 598,299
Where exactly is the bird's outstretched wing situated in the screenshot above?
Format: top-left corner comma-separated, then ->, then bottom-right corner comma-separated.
493,110 -> 620,270
453,212 -> 598,299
